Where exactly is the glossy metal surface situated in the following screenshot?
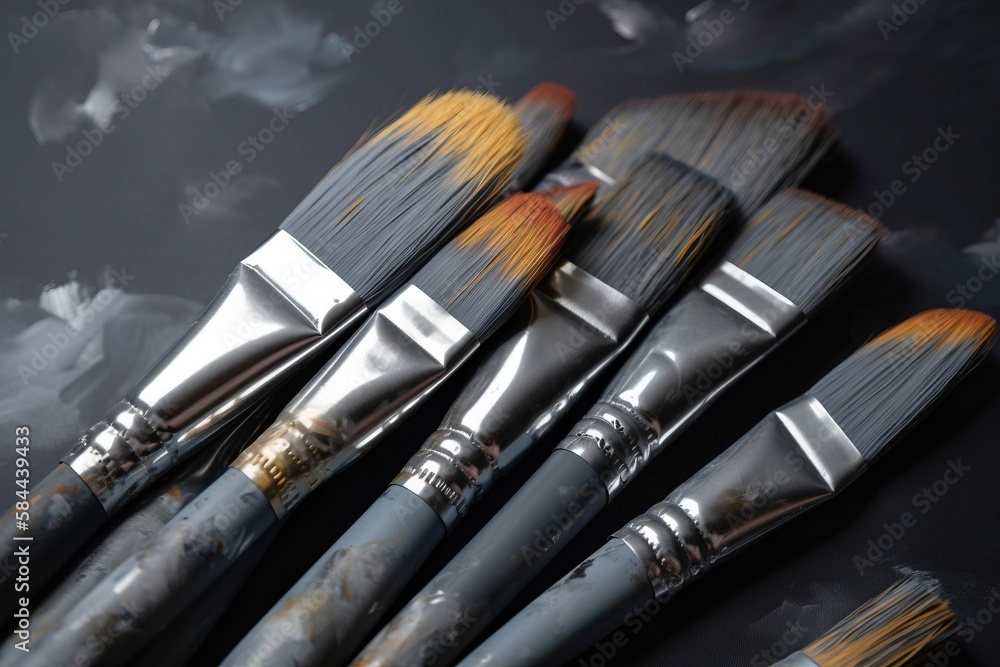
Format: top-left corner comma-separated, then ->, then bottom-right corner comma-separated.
535,160 -> 616,193
392,261 -> 647,529
558,261 -> 805,498
63,230 -> 366,514
614,395 -> 865,600
234,285 -> 478,516
776,653 -> 822,667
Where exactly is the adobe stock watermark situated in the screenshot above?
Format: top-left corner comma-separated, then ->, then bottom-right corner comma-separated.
877,0 -> 930,41
919,586 -> 1000,667
853,459 -> 970,575
339,0 -> 415,62
749,621 -> 810,667
946,252 -> 999,308
863,126 -> 960,219
17,266 -> 135,385
50,64 -> 170,182
179,106 -> 296,223
7,0 -> 74,54
671,0 -> 752,72
545,0 -> 587,31
729,84 -> 833,191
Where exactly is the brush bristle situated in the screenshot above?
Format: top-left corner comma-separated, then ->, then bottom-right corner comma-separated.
574,91 -> 834,212
802,576 -> 956,667
724,189 -> 883,317
510,83 -> 577,189
567,155 -> 734,313
410,194 -> 568,339
810,309 -> 996,461
279,91 -> 526,304
538,182 -> 599,225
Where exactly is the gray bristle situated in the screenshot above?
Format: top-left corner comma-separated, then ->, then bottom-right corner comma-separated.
574,91 -> 835,212
803,574 -> 955,667
410,194 -> 568,340
568,155 -> 734,313
278,91 -> 523,305
510,83 -> 577,189
724,189 -> 884,317
810,310 -> 996,461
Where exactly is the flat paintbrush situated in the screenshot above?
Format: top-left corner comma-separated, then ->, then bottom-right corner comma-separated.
221,155 -> 734,667
353,189 -> 884,667
19,194 -> 568,667
460,310 -> 994,667
539,90 -> 835,212
509,83 -> 576,190
774,575 -> 957,667
0,90 -> 526,601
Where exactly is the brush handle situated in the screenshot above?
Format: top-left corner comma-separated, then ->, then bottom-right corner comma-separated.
352,449 -> 607,667
0,462 -> 105,616
223,485 -> 447,667
59,232 -> 364,519
458,539 -> 653,667
20,468 -> 276,667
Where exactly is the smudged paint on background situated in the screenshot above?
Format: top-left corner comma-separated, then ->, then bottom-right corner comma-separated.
0,272 -> 203,496
26,1 -> 351,145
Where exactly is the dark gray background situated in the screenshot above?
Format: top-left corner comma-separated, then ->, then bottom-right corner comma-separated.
1,0 -> 998,665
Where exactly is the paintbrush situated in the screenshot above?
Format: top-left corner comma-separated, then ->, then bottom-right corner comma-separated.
509,83 -> 576,191
0,90 -> 526,601
773,575 -> 957,667
351,189 -> 884,667
459,310 -> 994,667
219,155 -> 734,667
539,91 -> 835,212
18,194 -> 567,667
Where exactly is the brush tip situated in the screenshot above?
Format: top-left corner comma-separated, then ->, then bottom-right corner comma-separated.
515,82 -> 577,116
724,188 -> 884,317
538,182 -> 599,225
279,89 -> 526,303
411,193 -> 568,339
575,90 -> 834,212
511,83 -> 578,188
568,153 -> 734,312
811,309 -> 996,461
803,575 -> 956,667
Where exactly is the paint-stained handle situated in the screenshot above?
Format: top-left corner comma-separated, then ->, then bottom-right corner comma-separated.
19,468 -> 277,667
0,462 -> 105,617
458,539 -> 654,667
353,449 -> 608,667
223,485 -> 447,667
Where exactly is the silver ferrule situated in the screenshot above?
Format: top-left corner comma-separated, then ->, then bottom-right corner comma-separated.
392,261 -> 648,529
534,159 -> 617,193
233,285 -> 479,517
614,395 -> 865,600
558,261 -> 806,499
63,231 -> 366,515
775,653 -> 821,667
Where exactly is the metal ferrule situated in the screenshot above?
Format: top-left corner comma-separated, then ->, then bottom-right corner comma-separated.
392,261 -> 648,530
558,261 -> 806,498
775,653 -> 822,667
233,285 -> 479,517
614,395 -> 866,600
534,159 -> 617,193
63,231 -> 366,515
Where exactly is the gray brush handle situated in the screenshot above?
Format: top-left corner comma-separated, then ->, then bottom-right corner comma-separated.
20,468 -> 276,667
223,485 -> 446,667
354,449 -> 607,667
458,539 -> 653,667
0,462 -> 105,617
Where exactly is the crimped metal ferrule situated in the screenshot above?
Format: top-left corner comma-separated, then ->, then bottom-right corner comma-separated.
234,285 -> 479,517
392,262 -> 648,529
64,231 -> 365,515
559,261 -> 806,499
535,160 -> 616,192
614,395 -> 865,600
